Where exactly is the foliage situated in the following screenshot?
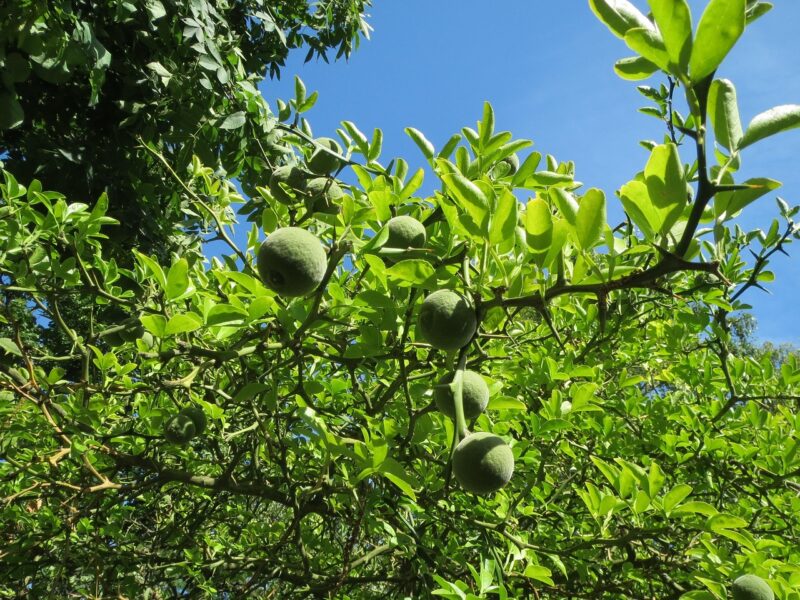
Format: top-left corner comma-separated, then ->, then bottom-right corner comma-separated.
0,0 -> 372,258
2,1 -> 800,598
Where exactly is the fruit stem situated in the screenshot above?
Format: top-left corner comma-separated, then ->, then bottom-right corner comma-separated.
452,349 -> 469,440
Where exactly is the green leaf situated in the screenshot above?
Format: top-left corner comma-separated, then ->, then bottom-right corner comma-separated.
206,304 -> 249,326
588,0 -> 654,39
624,27 -> 670,72
479,101 -> 495,148
739,104 -> 800,149
405,127 -> 435,160
133,250 -> 167,290
672,501 -> 718,516
613,56 -> 659,81
648,462 -> 665,497
715,178 -> 781,219
549,188 -> 579,226
0,92 -> 24,130
524,196 -> 553,256
436,160 -> 490,231
0,337 -> 22,356
706,513 -> 748,532
644,144 -> 686,233
618,180 -> 658,237
385,259 -> 435,286
648,0 -> 693,73
378,457 -> 417,500
523,564 -> 554,586
707,79 -> 743,150
689,0 -> 745,82
165,258 -> 190,300
575,188 -> 606,250
486,396 -> 527,411
140,314 -> 167,337
164,312 -> 203,336
489,189 -> 518,245
219,111 -> 246,130
662,483 -> 693,514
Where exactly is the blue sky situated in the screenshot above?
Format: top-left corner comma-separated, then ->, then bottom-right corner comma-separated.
257,1 -> 800,345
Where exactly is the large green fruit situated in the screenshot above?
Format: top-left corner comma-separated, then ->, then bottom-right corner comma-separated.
418,290 -> 477,351
308,137 -> 343,175
164,413 -> 197,444
732,575 -> 774,600
257,227 -> 328,297
385,216 -> 426,251
269,165 -> 307,204
452,432 -> 514,494
305,177 -> 343,214
180,406 -> 207,436
434,370 -> 489,420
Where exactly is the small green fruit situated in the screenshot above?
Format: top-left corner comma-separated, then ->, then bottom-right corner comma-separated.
452,432 -> 514,494
418,289 -> 477,351
434,370 -> 489,420
118,318 -> 145,343
257,227 -> 328,297
269,165 -> 307,204
493,154 -> 519,177
104,330 -> 125,347
164,413 -> 197,444
732,575 -> 774,600
308,137 -> 343,175
305,177 -> 343,214
385,216 -> 426,252
180,406 -> 207,436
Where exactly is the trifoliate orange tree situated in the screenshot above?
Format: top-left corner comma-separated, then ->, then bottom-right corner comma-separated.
2,1 -> 800,598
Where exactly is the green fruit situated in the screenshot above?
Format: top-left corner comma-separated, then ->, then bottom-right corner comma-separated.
118,318 -> 145,342
434,370 -> 489,420
305,177 -> 343,214
452,432 -> 514,494
732,575 -> 774,600
164,413 -> 197,444
269,165 -> 307,204
308,137 -> 343,175
385,216 -> 426,252
418,289 -> 477,351
257,227 -> 328,297
180,406 -> 207,436
104,330 -> 125,347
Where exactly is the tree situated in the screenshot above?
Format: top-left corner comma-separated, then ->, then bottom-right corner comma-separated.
2,0 -> 800,598
0,0 -> 372,258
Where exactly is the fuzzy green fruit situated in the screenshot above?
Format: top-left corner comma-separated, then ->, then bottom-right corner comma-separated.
418,289 -> 477,351
257,227 -> 328,297
452,432 -> 514,494
104,330 -> 125,347
118,318 -> 145,343
385,216 -> 426,252
434,370 -> 489,420
308,137 -> 343,175
305,177 -> 343,214
496,154 -> 519,176
164,413 -> 197,444
269,165 -> 307,204
180,406 -> 207,436
732,575 -> 774,600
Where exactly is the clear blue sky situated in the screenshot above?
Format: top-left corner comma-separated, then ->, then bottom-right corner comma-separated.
258,1 -> 800,345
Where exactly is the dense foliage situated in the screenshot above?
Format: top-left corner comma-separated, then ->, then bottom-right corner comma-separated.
0,0 -> 371,256
2,0 -> 800,598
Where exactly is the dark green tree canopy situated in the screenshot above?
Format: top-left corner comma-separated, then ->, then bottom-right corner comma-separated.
0,0 -> 371,256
